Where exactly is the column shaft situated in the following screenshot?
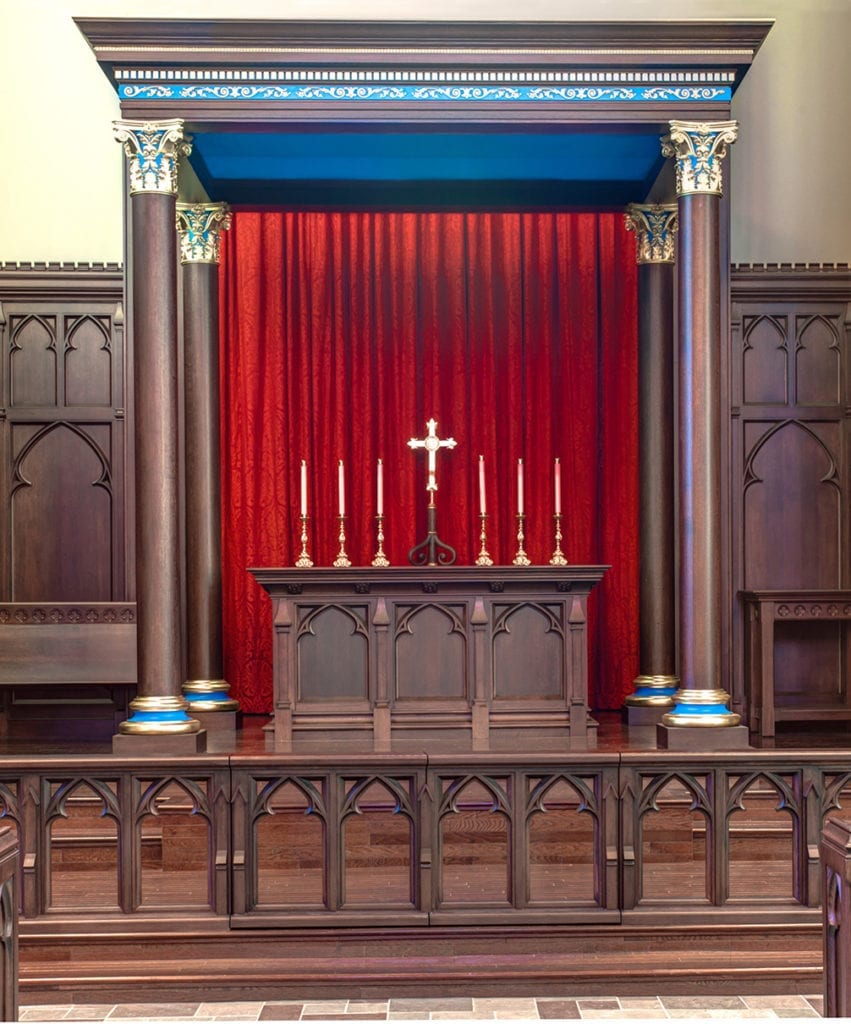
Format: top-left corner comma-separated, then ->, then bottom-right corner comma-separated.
132,193 -> 183,697
677,192 -> 722,692
638,260 -> 677,677
184,261 -> 223,682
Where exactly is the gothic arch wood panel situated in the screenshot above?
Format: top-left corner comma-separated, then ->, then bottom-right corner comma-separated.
743,420 -> 841,590
394,603 -> 467,702
10,422 -> 113,602
742,314 -> 788,405
492,602 -> 564,700
795,314 -> 842,406
10,315 -> 56,407
64,315 -> 112,407
296,605 -> 369,702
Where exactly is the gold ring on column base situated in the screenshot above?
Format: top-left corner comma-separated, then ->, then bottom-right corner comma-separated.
118,694 -> 201,735
661,687 -> 741,728
624,674 -> 679,707
661,711 -> 742,728
183,679 -> 240,712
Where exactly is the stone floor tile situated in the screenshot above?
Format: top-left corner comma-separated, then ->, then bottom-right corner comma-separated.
258,1005 -> 304,1021
109,1005 -> 201,1019
194,1005 -> 263,1020
575,999 -> 620,1010
302,1016 -> 386,1022
616,998 -> 665,1010
389,1000 -> 474,1012
473,998 -> 538,1014
535,1000 -> 581,1020
773,1009 -> 819,1019
661,996 -> 747,1010
20,1010 -> 73,1022
580,1012 -> 667,1021
429,1013 -> 493,1020
666,1011 -> 774,1020
387,1014 -> 433,1021
742,995 -> 811,1009
299,1002 -> 350,1015
804,995 -> 824,1014
345,1002 -> 391,1013
64,1007 -> 117,1021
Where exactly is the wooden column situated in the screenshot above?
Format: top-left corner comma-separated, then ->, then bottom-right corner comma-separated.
658,121 -> 746,747
112,119 -> 202,748
0,825 -> 18,1024
176,203 -> 238,719
623,204 -> 679,723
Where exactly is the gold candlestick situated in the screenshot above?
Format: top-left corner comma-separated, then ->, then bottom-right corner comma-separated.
549,512 -> 569,566
372,514 -> 390,567
475,512 -> 494,566
295,514 -> 314,568
333,514 -> 352,568
512,513 -> 531,566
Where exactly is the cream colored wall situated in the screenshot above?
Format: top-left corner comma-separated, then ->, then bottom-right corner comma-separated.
1,0 -> 848,265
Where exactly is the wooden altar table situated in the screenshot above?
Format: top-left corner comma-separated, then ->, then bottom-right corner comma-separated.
251,566 -> 607,752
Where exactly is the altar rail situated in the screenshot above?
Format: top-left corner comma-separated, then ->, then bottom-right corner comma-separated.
1,749 -> 850,930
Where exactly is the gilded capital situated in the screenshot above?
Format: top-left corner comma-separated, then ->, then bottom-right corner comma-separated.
661,120 -> 738,197
624,204 -> 678,264
176,203 -> 232,264
113,119 -> 192,196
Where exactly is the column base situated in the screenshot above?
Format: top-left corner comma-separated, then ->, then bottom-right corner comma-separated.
657,722 -> 750,751
183,679 -> 240,712
113,729 -> 207,755
627,705 -> 669,728
624,674 -> 678,709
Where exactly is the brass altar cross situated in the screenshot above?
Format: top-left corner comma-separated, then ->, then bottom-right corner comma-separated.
408,418 -> 457,494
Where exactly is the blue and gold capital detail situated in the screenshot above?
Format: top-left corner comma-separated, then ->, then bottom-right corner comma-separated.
118,695 -> 201,735
113,119 -> 192,196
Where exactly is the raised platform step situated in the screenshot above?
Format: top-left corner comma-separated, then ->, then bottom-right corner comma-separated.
20,923 -> 823,1004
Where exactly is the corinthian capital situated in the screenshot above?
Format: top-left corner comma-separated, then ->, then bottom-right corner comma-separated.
661,120 -> 738,197
113,119 -> 192,196
624,204 -> 678,264
176,203 -> 232,264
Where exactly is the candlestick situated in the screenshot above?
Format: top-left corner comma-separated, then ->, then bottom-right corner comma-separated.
554,457 -> 561,516
338,460 -> 346,517
517,458 -> 524,516
478,455 -> 486,517
372,513 -> 390,567
512,512 -> 531,566
475,512 -> 494,567
300,459 -> 308,517
333,513 -> 351,568
549,512 -> 568,566
377,458 -> 384,516
295,513 -> 313,568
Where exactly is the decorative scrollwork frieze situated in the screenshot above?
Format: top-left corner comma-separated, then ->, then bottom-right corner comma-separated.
113,119 -> 192,196
0,604 -> 135,624
661,120 -> 738,196
776,602 -> 851,619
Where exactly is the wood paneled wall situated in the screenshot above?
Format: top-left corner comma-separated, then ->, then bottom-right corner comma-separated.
729,264 -> 851,713
0,263 -> 129,603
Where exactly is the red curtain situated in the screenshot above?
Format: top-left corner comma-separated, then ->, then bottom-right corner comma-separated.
219,210 -> 638,713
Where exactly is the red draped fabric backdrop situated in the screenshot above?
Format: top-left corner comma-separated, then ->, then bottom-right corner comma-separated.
219,210 -> 638,714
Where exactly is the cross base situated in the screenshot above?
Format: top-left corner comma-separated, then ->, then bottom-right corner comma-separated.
409,503 -> 457,567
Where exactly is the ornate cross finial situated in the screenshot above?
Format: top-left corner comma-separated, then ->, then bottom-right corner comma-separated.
113,119 -> 192,196
624,204 -> 678,264
661,120 -> 738,197
408,418 -> 457,494
176,203 -> 232,264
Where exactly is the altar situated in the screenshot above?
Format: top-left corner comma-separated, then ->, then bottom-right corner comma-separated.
252,566 -> 607,751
